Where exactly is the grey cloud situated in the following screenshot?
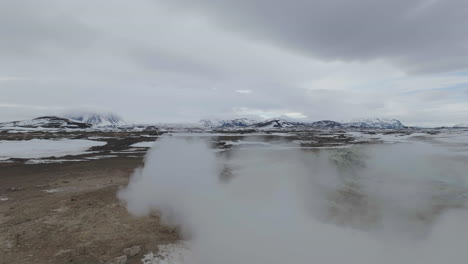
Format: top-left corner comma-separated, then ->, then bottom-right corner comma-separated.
160,0 -> 468,73
1,0 -> 468,126
0,0 -> 96,58
131,48 -> 227,79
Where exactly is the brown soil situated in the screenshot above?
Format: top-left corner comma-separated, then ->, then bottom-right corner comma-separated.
0,158 -> 179,264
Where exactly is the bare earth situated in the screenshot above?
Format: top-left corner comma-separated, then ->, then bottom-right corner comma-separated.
0,157 -> 179,264
0,129 -> 421,263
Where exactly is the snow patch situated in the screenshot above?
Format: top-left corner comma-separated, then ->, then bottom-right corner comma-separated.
84,155 -> 118,160
142,243 -> 191,264
0,139 -> 106,160
131,141 -> 157,148
25,159 -> 86,164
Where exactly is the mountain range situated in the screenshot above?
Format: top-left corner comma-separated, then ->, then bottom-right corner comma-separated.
0,112 -> 125,131
200,117 -> 406,130
0,115 -> 415,131
199,118 -> 260,128
0,116 -> 93,130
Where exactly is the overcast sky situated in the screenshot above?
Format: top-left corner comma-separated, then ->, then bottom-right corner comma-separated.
1,0 -> 468,126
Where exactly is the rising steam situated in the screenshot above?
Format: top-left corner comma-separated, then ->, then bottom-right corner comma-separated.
118,137 -> 468,264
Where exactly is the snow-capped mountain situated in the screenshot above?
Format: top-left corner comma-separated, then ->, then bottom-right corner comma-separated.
253,118 -> 302,129
200,117 -> 406,130
454,124 -> 468,128
0,116 -> 92,130
200,118 -> 259,128
344,118 -> 406,129
310,120 -> 343,129
253,119 -> 344,129
64,112 -> 124,127
0,115 -> 408,132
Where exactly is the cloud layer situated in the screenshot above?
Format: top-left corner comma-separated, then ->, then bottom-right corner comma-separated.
162,0 -> 468,74
1,0 -> 468,126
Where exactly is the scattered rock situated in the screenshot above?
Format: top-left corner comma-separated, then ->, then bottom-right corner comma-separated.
107,255 -> 127,264
122,245 -> 141,257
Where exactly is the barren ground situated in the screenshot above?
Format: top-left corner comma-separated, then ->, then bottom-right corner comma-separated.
0,157 -> 179,264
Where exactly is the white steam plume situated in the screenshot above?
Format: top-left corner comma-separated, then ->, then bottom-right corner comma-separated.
118,137 -> 468,264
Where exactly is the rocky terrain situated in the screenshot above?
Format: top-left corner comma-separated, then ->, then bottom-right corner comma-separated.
1,114 -> 466,263
0,157 -> 179,264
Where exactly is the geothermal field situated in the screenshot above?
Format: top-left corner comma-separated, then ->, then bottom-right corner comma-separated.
3,0 -> 468,263
1,127 -> 468,264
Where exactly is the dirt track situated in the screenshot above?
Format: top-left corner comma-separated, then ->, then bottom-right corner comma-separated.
0,157 -> 179,264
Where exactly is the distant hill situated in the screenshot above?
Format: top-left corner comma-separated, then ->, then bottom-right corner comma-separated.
252,118 -> 302,129
0,116 -> 92,130
202,117 -> 406,130
64,112 -> 124,126
343,118 -> 406,129
199,118 -> 259,128
0,116 -> 409,132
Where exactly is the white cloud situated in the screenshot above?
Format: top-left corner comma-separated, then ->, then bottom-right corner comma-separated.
233,107 -> 307,119
235,89 -> 252,94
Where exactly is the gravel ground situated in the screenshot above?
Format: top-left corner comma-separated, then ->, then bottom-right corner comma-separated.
0,157 -> 179,264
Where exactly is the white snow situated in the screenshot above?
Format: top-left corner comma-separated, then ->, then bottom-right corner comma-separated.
44,189 -> 61,193
199,118 -> 259,128
64,112 -> 125,126
131,141 -> 157,148
24,155 -> 118,164
84,155 -> 118,160
25,159 -> 86,164
0,139 -> 106,160
142,243 -> 191,264
344,118 -> 405,129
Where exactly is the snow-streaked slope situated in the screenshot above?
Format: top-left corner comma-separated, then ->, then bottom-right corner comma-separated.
199,118 -> 259,128
204,118 -> 405,130
344,118 -> 406,129
310,120 -> 343,128
0,139 -> 106,160
64,112 -> 125,126
253,118 -> 298,128
0,116 -> 92,130
253,119 -> 343,129
0,115 -> 408,132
